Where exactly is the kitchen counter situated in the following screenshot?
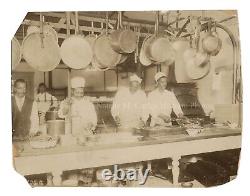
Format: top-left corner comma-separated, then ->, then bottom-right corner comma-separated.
13,126 -> 241,186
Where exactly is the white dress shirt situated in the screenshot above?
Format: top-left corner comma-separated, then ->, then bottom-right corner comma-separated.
147,89 -> 183,125
35,92 -> 58,113
111,87 -> 149,128
14,96 -> 39,134
58,97 -> 97,136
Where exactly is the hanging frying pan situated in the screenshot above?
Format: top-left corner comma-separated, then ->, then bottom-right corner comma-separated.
22,13 -> 61,72
91,56 -> 109,71
93,12 -> 121,68
139,34 -> 152,66
202,21 -> 222,56
11,37 -> 22,70
185,58 -> 211,80
60,12 -> 93,69
110,11 -> 137,53
144,11 -> 175,63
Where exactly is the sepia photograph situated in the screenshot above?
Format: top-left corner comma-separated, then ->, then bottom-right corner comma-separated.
11,10 -> 242,187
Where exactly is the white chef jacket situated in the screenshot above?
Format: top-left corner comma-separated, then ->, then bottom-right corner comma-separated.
147,89 -> 183,124
35,92 -> 58,113
58,97 -> 97,136
14,96 -> 39,134
111,87 -> 149,128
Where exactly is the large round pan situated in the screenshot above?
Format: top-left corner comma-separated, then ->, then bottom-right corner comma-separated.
110,12 -> 137,54
144,35 -> 175,63
60,35 -> 93,69
185,57 -> 211,80
110,29 -> 137,53
91,55 -> 109,71
11,37 -> 22,70
202,31 -> 222,56
184,48 -> 210,80
22,32 -> 61,72
139,35 -> 152,66
93,33 -> 121,68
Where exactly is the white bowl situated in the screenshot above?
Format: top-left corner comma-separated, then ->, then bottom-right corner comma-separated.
186,128 -> 201,136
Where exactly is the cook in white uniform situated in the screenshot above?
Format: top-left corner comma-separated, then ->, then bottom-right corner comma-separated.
35,83 -> 58,124
58,76 -> 97,136
148,72 -> 184,127
111,74 -> 149,129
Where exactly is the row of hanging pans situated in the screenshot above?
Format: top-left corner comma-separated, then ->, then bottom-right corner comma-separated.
12,11 -> 222,81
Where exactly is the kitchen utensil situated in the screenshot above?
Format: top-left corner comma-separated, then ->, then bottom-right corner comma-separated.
110,11 -> 137,53
27,24 -> 58,42
11,37 -> 22,70
60,12 -> 93,69
93,13 -> 121,68
139,34 -> 153,66
202,21 -> 222,56
185,54 -> 211,80
185,128 -> 203,136
144,11 -> 175,63
46,120 -> 65,136
45,110 -> 60,120
22,13 -> 61,71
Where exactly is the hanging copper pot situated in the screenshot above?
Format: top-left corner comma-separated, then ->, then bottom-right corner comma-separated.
202,21 -> 222,56
110,12 -> 137,54
144,11 -> 175,64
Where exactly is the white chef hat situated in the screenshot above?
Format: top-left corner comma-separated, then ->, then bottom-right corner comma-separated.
154,72 -> 167,82
71,76 -> 86,88
129,74 -> 142,83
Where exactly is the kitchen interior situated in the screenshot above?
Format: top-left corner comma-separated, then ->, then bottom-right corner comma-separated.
12,10 -> 242,187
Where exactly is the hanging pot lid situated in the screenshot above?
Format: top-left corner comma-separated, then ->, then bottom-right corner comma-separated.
11,37 -> 22,70
60,35 -> 93,69
22,32 -> 61,72
60,12 -> 93,69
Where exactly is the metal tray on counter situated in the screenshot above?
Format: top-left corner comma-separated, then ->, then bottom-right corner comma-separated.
133,126 -> 186,137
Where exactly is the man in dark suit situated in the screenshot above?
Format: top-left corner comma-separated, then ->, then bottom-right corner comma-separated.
12,79 -> 39,139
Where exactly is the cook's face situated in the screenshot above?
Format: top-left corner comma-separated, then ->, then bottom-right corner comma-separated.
129,81 -> 140,92
157,77 -> 167,90
14,82 -> 26,98
73,87 -> 84,99
39,85 -> 46,93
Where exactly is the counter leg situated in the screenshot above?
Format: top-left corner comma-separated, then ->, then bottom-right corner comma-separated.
52,171 -> 63,186
172,156 -> 181,187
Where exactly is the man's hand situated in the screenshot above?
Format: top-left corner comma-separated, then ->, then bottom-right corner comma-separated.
158,113 -> 171,123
